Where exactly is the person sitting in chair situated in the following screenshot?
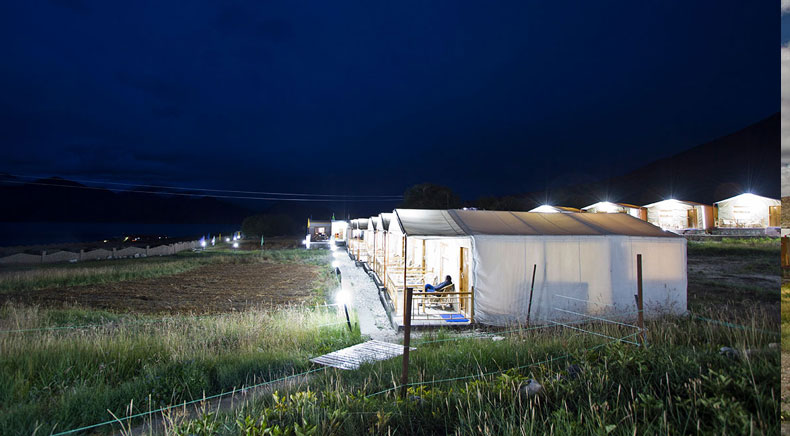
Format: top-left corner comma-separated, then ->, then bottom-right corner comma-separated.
425,275 -> 452,293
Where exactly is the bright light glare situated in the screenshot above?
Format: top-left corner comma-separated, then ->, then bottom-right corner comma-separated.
335,289 -> 352,306
225,238 -> 230,242
200,240 -> 207,248
233,242 -> 239,248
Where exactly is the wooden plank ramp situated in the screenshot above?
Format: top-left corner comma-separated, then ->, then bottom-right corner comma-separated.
310,340 -> 415,370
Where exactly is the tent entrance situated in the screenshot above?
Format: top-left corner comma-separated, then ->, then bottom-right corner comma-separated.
769,206 -> 780,227
687,209 -> 698,229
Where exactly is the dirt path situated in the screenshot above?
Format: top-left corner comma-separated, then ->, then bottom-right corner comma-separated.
1,262 -> 321,313
335,250 -> 397,342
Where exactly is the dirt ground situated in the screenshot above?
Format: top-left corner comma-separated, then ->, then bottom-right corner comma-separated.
687,254 -> 779,317
0,262 -> 321,313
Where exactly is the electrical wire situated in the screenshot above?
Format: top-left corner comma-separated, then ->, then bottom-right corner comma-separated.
0,172 -> 403,199
0,179 -> 399,203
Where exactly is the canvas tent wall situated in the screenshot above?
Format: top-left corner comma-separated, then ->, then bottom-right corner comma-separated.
582,202 -> 647,221
713,193 -> 780,228
365,216 -> 381,267
388,209 -> 687,326
349,218 -> 368,260
330,220 -> 349,245
643,200 -> 713,232
374,213 -> 394,279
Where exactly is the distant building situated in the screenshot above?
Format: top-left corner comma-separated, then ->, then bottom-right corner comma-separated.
528,205 -> 581,213
643,200 -> 713,232
582,201 -> 647,221
307,219 -> 332,242
330,220 -> 349,245
713,193 -> 780,228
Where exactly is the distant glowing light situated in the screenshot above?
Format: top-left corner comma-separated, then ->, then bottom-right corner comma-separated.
200,240 -> 207,248
233,242 -> 239,248
225,237 -> 230,242
335,289 -> 352,306
531,205 -> 559,213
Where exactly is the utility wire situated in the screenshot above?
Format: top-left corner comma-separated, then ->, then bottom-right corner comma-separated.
0,172 -> 403,198
0,179 -> 399,203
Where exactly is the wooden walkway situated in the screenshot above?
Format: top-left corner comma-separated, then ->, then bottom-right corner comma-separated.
310,340 -> 413,370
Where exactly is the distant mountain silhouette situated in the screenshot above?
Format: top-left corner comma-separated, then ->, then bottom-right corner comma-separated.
513,113 -> 779,209
0,175 -> 253,224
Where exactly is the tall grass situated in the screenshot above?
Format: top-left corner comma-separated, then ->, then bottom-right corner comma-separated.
0,304 -> 362,435
177,308 -> 780,435
782,284 -> 790,351
0,249 -> 329,294
687,237 -> 779,258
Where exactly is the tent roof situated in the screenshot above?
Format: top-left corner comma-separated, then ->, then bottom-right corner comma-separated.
370,216 -> 382,230
379,213 -> 394,231
528,205 -> 581,213
713,193 -> 780,206
449,210 -> 678,237
391,209 -> 678,238
351,218 -> 368,230
393,209 -> 467,237
582,201 -> 644,211
643,199 -> 709,208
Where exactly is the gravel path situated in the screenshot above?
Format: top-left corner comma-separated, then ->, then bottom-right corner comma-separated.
332,248 -> 398,342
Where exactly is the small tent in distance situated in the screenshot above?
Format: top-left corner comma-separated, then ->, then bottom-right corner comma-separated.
528,205 -> 581,213
582,201 -> 647,221
643,200 -> 713,233
713,193 -> 780,228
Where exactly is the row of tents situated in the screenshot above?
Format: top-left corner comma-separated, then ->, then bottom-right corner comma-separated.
321,209 -> 688,327
535,193 -> 780,232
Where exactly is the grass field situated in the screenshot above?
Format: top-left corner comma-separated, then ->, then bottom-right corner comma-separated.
0,239 -> 781,435
0,248 -> 329,295
161,308 -> 779,436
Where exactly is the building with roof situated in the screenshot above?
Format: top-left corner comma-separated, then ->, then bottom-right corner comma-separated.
381,209 -> 686,327
643,200 -> 713,232
713,193 -> 780,228
582,201 -> 647,221
528,205 -> 581,213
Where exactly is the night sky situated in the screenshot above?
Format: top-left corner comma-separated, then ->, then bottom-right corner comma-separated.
1,1 -> 779,202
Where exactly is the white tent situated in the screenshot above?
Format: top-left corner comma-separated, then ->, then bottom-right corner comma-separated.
713,193 -> 780,228
330,220 -> 349,244
582,201 -> 646,220
528,205 -> 581,213
643,199 -> 713,232
387,209 -> 687,326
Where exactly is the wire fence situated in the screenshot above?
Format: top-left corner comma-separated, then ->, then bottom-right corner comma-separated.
366,331 -> 643,398
50,367 -> 327,436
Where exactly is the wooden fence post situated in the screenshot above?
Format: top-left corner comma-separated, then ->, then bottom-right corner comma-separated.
400,287 -> 413,399
526,264 -> 537,327
635,254 -> 646,345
